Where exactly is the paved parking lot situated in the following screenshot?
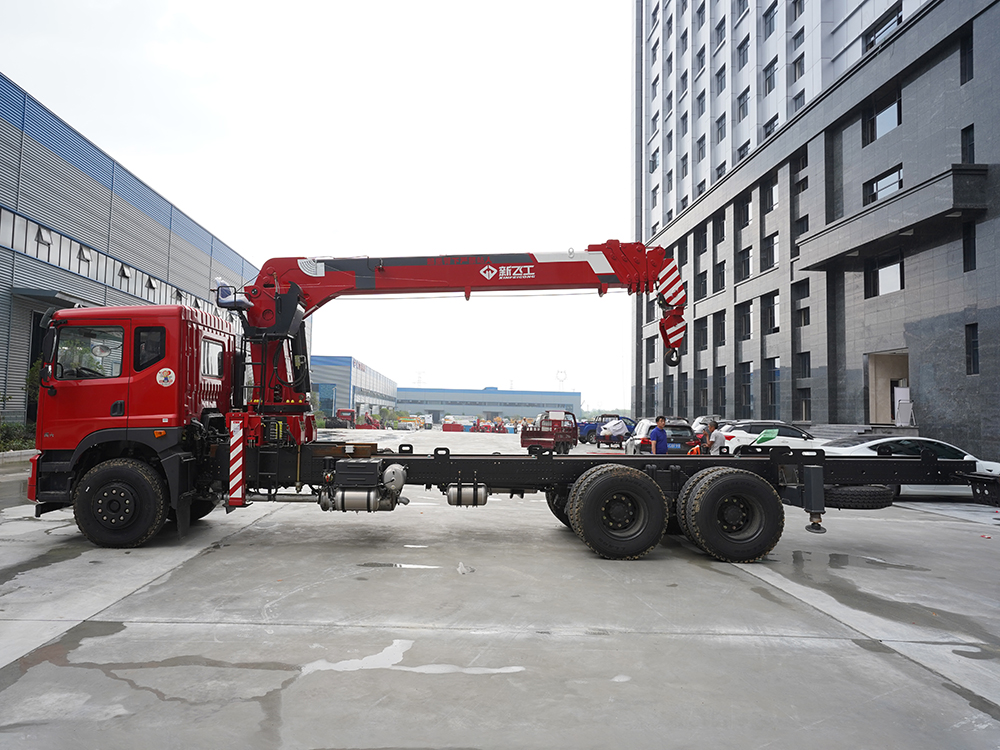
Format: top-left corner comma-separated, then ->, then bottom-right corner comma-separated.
1,431 -> 998,749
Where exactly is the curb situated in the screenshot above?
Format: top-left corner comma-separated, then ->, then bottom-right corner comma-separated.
0,449 -> 38,465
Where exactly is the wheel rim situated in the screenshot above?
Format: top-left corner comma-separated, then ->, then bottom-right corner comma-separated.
601,492 -> 647,539
715,494 -> 764,540
91,482 -> 139,530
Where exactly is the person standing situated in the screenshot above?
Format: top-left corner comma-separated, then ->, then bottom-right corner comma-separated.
649,416 -> 669,455
705,420 -> 727,455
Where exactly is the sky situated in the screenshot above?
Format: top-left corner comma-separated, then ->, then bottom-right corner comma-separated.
0,0 -> 639,410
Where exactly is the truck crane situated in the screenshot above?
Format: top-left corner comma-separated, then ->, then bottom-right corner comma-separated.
27,240 -> 993,561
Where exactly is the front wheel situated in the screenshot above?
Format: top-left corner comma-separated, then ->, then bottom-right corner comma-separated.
587,432 -> 598,445
73,458 -> 169,548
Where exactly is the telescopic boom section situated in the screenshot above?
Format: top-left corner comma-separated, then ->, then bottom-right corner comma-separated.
221,240 -> 687,421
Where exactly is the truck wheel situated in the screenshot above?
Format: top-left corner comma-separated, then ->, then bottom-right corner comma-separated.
675,467 -> 740,545
587,432 -> 598,445
73,458 -> 169,548
824,484 -> 894,510
546,489 -> 572,529
686,469 -> 784,563
566,464 -> 668,560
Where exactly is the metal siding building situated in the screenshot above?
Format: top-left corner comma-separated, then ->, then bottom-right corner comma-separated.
311,356 -> 397,418
0,70 -> 258,422
632,0 -> 999,458
396,387 -> 582,423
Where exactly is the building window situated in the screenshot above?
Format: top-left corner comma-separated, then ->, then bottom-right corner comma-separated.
681,71 -> 689,93
666,92 -> 674,113
791,0 -> 804,20
862,89 -> 901,146
865,4 -> 902,51
681,154 -> 689,177
681,112 -> 689,135
794,307 -> 810,327
695,317 -> 709,349
696,369 -> 709,410
716,18 -> 726,47
966,323 -> 979,375
737,140 -> 750,161
652,185 -> 659,208
697,2 -> 706,27
794,215 -> 809,236
716,65 -> 727,93
697,135 -> 706,161
964,222 -> 977,272
667,169 -> 674,191
652,3 -> 660,28
652,76 -> 659,101
681,195 -> 689,209
736,195 -> 752,227
737,87 -> 750,121
792,91 -> 805,112
764,58 -> 777,94
681,30 -> 689,53
761,232 -> 777,270
792,28 -> 805,49
716,114 -> 727,143
961,33 -> 974,84
716,162 -> 727,179
761,292 -> 780,334
651,222 -> 659,235
697,91 -> 706,117
737,36 -> 750,69
792,279 -> 809,301
737,361 -> 753,419
796,351 -> 811,378
652,111 -> 660,133
715,365 -> 727,415
763,357 -> 780,420
695,227 -> 708,255
713,261 -> 726,293
650,148 -> 660,173
791,54 -> 805,82
697,46 -> 706,73
713,310 -> 727,345
864,251 -> 904,298
737,0 -> 749,15
863,165 -> 902,205
962,125 -> 975,163
697,180 -> 707,196
795,387 -> 811,421
736,246 -> 752,282
666,15 -> 673,37
652,40 -> 659,65
762,174 -> 777,212
794,176 -> 808,195
764,3 -> 777,38
646,335 -> 656,363
763,115 -> 778,139
678,237 -> 688,266
667,53 -> 674,74
667,130 -> 673,152
679,371 -> 688,416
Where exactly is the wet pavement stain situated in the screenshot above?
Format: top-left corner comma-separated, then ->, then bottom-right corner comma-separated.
0,538 -> 93,588
785,550 -> 1000,649
942,682 -> 1000,722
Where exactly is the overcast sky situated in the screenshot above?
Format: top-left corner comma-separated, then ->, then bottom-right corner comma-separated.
0,0 -> 639,410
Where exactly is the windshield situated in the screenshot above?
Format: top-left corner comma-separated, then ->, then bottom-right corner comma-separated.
56,326 -> 125,380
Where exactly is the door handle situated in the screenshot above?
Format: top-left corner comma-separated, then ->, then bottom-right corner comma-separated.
110,400 -> 125,417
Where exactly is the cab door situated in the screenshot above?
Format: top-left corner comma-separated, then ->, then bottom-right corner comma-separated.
36,321 -> 131,452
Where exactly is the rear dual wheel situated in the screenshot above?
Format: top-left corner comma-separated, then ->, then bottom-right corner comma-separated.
566,464 -> 668,559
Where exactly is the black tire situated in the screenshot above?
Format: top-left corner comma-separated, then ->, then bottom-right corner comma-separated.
687,469 -> 784,563
73,458 -> 169,548
824,484 -> 895,510
675,466 -> 740,545
566,464 -> 668,560
546,489 -> 572,529
587,432 -> 598,445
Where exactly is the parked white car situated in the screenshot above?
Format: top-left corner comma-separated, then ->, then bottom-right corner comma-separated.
624,418 -> 699,455
720,420 -> 827,452
821,435 -> 1000,498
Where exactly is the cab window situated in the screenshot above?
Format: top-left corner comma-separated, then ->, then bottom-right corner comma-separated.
134,327 -> 166,372
202,339 -> 224,378
55,326 -> 124,380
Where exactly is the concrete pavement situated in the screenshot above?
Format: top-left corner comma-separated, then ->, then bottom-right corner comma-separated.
0,431 -> 998,749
